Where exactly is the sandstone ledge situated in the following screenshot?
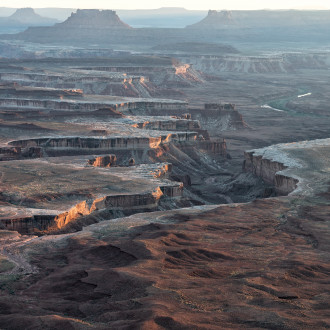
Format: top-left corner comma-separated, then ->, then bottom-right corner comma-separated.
244,138 -> 330,196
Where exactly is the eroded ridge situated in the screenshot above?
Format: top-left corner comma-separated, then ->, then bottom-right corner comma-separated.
0,60 -> 238,235
244,138 -> 330,196
0,136 -> 329,328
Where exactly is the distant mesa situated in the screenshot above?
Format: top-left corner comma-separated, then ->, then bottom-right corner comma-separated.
6,7 -> 58,25
57,9 -> 131,29
10,8 -> 37,21
186,10 -> 235,29
7,9 -> 133,44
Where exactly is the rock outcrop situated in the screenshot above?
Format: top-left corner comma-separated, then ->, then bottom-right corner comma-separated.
170,174 -> 191,187
15,181 -> 184,233
88,155 -> 117,167
8,133 -> 198,157
57,9 -> 131,29
244,151 -> 298,195
186,10 -> 235,29
0,97 -> 187,112
132,118 -> 200,131
0,72 -> 153,98
1,215 -> 56,234
178,54 -> 295,74
0,83 -> 83,99
53,187 -> 164,230
0,146 -> 44,161
242,139 -> 330,196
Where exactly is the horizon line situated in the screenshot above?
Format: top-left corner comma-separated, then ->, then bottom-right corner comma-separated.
1,6 -> 330,11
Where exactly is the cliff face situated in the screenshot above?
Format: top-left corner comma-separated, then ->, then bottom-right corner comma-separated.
126,104 -> 246,132
0,97 -> 187,112
0,146 -> 44,161
132,119 -> 200,131
243,151 -> 298,196
198,139 -> 227,157
8,133 -> 198,156
88,155 -> 117,167
53,187 -> 164,230
0,188 -> 166,234
1,215 -> 56,234
0,72 -> 153,98
196,104 -> 247,132
0,160 -> 184,234
179,54 -> 294,74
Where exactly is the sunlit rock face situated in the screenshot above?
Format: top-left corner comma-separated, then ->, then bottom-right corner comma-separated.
88,155 -> 117,167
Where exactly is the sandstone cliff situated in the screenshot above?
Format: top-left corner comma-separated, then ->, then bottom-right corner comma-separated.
244,139 -> 330,197
88,155 -> 117,167
244,151 -> 298,196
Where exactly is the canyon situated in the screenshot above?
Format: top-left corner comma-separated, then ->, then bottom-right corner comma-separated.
0,7 -> 329,330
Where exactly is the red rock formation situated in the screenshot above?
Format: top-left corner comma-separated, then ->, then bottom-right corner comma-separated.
88,155 -> 117,167
53,188 -> 164,230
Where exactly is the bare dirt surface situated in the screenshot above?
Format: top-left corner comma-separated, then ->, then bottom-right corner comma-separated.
0,195 -> 329,329
0,137 -> 329,329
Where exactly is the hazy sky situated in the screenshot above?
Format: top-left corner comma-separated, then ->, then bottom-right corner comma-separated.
2,0 -> 330,10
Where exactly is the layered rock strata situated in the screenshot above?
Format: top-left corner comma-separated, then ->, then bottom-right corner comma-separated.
0,97 -> 187,112
0,72 -> 153,98
244,138 -> 330,196
0,159 -> 184,234
88,155 -> 117,167
9,132 -> 197,152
